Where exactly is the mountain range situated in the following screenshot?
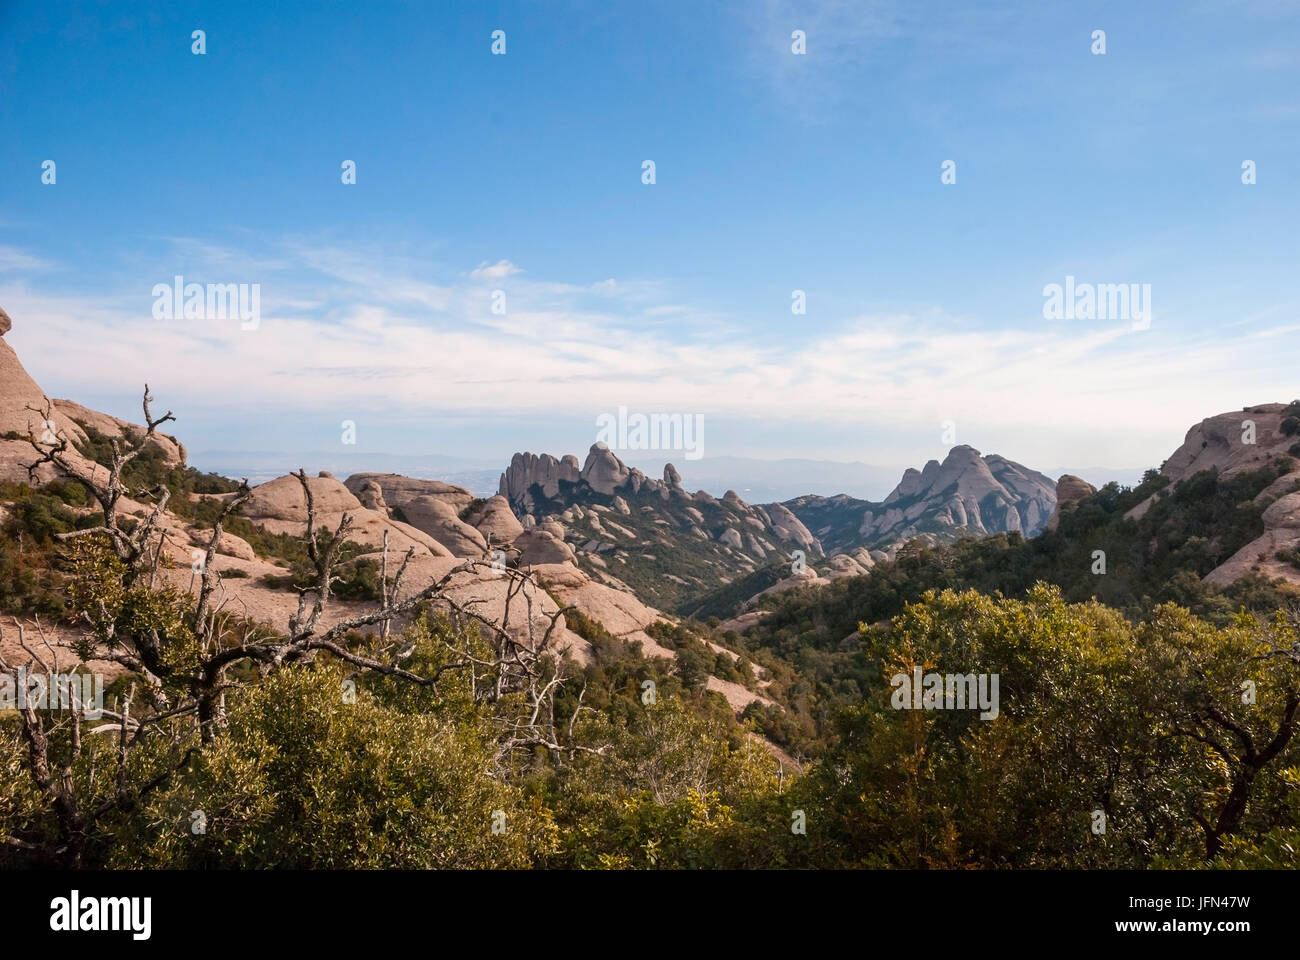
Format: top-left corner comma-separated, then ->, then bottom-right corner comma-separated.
3,301 -> 1298,709
783,446 -> 1057,556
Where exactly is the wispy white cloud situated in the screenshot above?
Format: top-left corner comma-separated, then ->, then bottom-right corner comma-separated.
470,260 -> 522,281
0,246 -> 52,272
1,237 -> 1295,470
738,0 -> 903,116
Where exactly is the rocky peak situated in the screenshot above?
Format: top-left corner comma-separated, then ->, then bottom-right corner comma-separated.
0,309 -> 48,439
465,494 -> 525,546
787,446 -> 1056,555
580,443 -> 631,496
499,451 -> 582,512
487,445 -> 832,612
886,467 -> 924,504
1044,475 -> 1097,532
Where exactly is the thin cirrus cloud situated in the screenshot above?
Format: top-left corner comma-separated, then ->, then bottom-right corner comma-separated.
0,246 -> 52,273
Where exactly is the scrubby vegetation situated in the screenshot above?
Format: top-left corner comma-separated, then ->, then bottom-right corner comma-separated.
715,462 -> 1300,757
2,403 -> 1297,870
4,576 -> 1296,869
70,420 -> 242,522
0,479 -> 103,618
681,562 -> 790,621
259,527 -> 385,602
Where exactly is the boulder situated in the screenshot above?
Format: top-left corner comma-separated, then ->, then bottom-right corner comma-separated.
1127,404 -> 1298,522
529,561 -> 665,655
825,552 -> 870,579
244,473 -> 363,523
764,501 -> 821,555
467,494 -> 524,545
398,495 -> 488,557
514,528 -> 575,565
1162,405 -> 1293,483
1044,474 -> 1097,532
355,479 -> 388,512
343,473 -> 476,515
189,527 -> 256,562
243,473 -> 453,557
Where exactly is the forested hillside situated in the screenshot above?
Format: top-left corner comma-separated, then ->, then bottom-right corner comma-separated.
719,458 -> 1300,756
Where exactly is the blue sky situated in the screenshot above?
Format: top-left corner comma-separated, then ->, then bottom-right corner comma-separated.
2,0 -> 1298,492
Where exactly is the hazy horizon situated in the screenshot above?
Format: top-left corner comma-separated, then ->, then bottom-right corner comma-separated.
184,444 -> 1147,503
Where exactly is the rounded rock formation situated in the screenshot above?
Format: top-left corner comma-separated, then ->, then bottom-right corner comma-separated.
399,495 -> 488,557
580,443 -> 631,496
514,528 -> 576,565
468,494 -> 525,545
356,479 -> 388,512
343,474 -> 476,516
1044,474 -> 1097,532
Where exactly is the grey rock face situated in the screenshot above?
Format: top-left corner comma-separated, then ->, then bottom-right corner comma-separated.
581,443 -> 631,495
499,452 -> 582,511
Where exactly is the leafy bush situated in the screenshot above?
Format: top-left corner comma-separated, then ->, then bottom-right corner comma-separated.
111,664 -> 555,868
262,540 -> 384,603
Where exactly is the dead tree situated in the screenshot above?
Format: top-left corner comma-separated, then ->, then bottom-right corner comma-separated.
5,388 -> 594,863
25,387 -> 178,582
0,619 -> 194,867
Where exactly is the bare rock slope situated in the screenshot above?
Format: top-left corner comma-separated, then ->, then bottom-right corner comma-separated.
785,445 -> 1056,557
498,443 -> 825,613
0,313 -> 184,484
1142,403 -> 1300,587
